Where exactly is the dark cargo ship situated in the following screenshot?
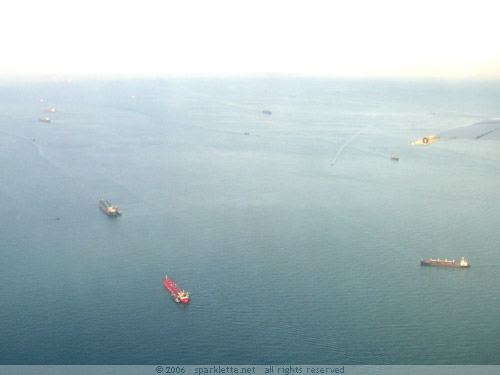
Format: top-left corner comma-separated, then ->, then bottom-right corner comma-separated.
421,257 -> 470,268
99,199 -> 122,216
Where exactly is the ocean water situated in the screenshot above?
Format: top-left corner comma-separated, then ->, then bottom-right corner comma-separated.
1,77 -> 499,364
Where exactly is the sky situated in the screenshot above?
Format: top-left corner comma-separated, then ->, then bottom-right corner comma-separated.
2,0 -> 500,79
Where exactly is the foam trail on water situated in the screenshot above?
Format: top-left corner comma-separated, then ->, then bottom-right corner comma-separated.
331,124 -> 371,167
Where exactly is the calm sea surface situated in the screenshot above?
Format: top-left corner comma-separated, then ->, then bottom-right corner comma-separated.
1,78 -> 499,364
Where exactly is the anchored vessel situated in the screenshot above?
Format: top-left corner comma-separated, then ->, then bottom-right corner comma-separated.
163,275 -> 190,303
99,199 -> 122,216
421,257 -> 470,268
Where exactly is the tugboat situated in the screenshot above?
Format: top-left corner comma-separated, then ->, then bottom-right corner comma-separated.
99,199 -> 122,216
420,257 -> 470,268
163,275 -> 190,303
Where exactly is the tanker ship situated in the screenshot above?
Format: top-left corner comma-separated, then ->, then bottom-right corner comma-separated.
163,276 -> 190,303
99,199 -> 122,216
421,257 -> 470,268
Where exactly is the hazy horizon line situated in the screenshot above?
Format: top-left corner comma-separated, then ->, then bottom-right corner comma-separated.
2,72 -> 500,84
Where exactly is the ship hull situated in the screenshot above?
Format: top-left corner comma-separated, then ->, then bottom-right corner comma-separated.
163,277 -> 190,303
421,261 -> 470,268
99,204 -> 117,216
99,199 -> 122,216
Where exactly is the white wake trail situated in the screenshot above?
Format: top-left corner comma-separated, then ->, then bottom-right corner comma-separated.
330,124 -> 371,167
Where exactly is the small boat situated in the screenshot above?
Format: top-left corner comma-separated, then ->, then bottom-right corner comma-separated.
38,117 -> 51,123
262,110 -> 272,115
391,155 -> 399,161
44,109 -> 56,113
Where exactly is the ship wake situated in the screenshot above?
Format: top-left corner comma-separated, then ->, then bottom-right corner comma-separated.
330,124 -> 371,167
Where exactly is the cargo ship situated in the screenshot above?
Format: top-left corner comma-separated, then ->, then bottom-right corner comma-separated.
421,257 -> 470,268
163,275 -> 190,303
99,199 -> 122,216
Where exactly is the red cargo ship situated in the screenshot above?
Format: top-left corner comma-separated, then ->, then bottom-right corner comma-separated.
163,275 -> 190,303
421,257 -> 470,268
